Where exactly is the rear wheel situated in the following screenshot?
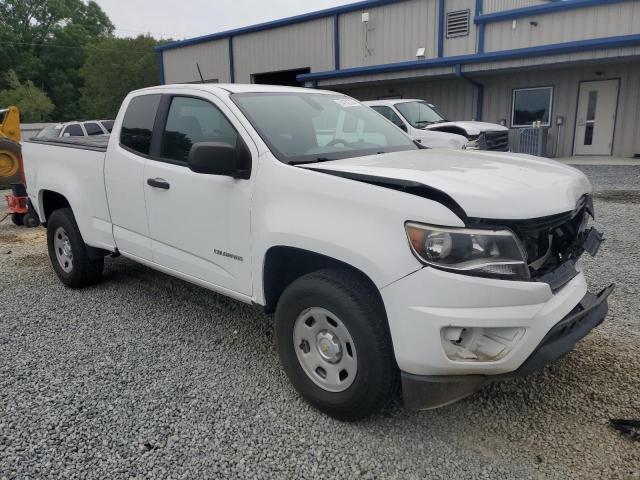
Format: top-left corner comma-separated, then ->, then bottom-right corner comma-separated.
46,208 -> 103,288
275,268 -> 398,421
22,211 -> 40,228
11,213 -> 24,226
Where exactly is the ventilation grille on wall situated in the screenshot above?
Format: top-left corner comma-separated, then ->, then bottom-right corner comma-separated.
446,10 -> 470,38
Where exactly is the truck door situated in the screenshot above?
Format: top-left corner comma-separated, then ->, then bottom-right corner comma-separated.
105,94 -> 162,260
143,94 -> 255,296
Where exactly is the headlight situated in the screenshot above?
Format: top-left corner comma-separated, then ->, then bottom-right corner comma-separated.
463,139 -> 480,150
405,222 -> 530,280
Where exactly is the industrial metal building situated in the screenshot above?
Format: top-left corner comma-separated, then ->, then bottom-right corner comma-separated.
156,0 -> 640,158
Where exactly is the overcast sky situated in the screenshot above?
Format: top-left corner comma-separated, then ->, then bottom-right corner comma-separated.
94,0 -> 349,41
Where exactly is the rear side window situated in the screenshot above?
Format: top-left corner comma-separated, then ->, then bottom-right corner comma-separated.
120,94 -> 161,155
100,120 -> 114,132
64,124 -> 84,136
160,96 -> 238,163
84,122 -> 103,136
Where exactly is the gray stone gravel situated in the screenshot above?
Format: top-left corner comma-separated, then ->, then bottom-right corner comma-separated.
1,165 -> 639,479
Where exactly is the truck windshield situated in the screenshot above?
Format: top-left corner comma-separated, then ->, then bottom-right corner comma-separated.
395,101 -> 448,128
232,92 -> 418,164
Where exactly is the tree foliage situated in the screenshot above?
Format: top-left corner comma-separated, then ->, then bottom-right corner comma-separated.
80,35 -> 160,119
0,0 -> 115,120
0,70 -> 54,122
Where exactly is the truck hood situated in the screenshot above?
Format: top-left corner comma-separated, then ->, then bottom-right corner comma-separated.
426,121 -> 508,136
300,149 -> 591,220
412,129 -> 467,149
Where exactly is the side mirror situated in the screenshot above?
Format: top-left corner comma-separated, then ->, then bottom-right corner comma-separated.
188,141 -> 251,179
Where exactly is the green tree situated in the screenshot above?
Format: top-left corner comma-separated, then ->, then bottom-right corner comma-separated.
0,0 -> 114,119
0,70 -> 54,122
79,35 -> 160,119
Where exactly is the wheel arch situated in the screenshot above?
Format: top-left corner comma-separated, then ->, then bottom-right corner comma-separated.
262,246 -> 385,316
39,189 -> 71,224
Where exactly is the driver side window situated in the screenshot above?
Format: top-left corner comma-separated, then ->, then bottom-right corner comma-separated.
160,96 -> 238,163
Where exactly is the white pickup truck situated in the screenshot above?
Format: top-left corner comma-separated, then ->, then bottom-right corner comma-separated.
364,99 -> 509,151
23,84 -> 613,421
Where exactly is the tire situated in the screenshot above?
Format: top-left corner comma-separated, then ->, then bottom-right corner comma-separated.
46,208 -> 103,288
23,211 -> 41,228
11,213 -> 24,226
275,268 -> 398,421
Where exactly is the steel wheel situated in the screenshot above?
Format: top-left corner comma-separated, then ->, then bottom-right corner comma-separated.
293,307 -> 358,393
53,226 -> 73,273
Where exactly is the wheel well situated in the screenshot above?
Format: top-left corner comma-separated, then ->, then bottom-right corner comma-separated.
430,126 -> 469,138
262,246 -> 381,314
41,190 -> 71,222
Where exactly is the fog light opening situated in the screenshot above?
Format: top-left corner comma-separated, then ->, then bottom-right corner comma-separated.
441,327 -> 526,362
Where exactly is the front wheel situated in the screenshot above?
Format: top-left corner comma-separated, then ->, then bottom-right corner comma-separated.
275,269 -> 398,421
46,208 -> 103,288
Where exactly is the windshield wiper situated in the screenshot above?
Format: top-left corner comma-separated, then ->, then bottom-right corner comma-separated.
289,157 -> 336,165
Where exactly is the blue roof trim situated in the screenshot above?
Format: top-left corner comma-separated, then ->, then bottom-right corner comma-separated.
157,51 -> 165,85
334,14 -> 340,69
437,0 -> 444,57
155,0 -> 402,52
298,33 -> 640,81
475,0 -> 633,25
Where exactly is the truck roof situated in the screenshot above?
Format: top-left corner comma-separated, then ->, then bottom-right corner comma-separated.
133,83 -> 338,96
363,99 -> 422,106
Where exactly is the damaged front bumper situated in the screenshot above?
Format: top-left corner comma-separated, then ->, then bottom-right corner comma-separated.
401,284 -> 615,410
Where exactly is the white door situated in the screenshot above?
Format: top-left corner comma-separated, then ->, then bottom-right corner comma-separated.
143,94 -> 254,296
574,79 -> 619,155
105,94 -> 163,260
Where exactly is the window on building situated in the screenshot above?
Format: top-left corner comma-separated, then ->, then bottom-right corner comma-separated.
511,87 -> 553,127
83,122 -> 103,136
160,96 -> 238,163
446,10 -> 470,38
370,106 -> 406,129
120,94 -> 161,155
63,124 -> 84,137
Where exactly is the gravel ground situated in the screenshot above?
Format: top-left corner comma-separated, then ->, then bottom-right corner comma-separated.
1,165 -> 639,480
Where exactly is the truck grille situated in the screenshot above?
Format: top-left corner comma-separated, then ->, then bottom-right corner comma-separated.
478,130 -> 509,152
471,195 -> 594,287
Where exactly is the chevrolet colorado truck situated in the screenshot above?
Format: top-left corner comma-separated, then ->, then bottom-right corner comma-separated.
23,84 -> 613,421
364,99 -> 509,151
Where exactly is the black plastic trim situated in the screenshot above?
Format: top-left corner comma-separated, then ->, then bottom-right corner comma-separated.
26,137 -> 108,153
306,168 -> 468,221
400,284 -> 614,410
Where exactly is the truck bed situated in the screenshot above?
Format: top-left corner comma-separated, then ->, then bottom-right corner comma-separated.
26,135 -> 109,152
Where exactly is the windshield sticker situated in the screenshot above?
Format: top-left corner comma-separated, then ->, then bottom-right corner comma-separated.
334,98 -> 360,108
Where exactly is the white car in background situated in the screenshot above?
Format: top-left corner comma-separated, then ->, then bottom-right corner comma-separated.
35,120 -> 114,139
364,99 -> 509,151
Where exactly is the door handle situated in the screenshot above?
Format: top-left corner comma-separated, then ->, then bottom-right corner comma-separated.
147,178 -> 170,190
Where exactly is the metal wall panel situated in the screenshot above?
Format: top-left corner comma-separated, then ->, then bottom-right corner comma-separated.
463,46 -> 640,72
443,0 -> 477,57
339,0 -> 439,69
484,2 -> 640,52
317,65 -> 456,87
163,39 -> 230,84
335,77 -> 477,121
232,18 -> 334,83
481,62 -> 640,157
483,0 -> 546,14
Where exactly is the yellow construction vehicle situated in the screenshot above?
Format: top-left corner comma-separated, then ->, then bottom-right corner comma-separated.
0,106 -> 39,226
0,106 -> 23,186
